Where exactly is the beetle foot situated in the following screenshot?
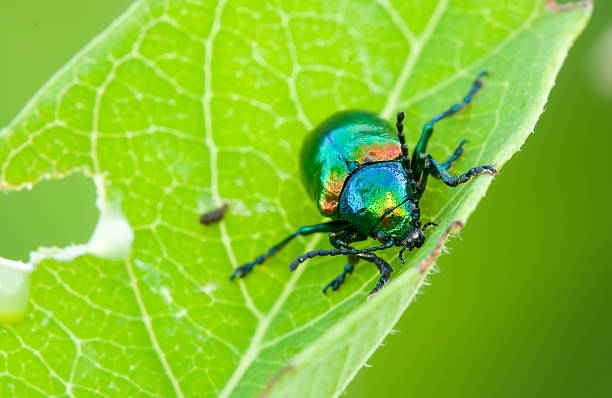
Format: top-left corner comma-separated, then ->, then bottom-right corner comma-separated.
483,165 -> 497,175
230,263 -> 255,279
367,274 -> 390,298
322,265 -> 354,294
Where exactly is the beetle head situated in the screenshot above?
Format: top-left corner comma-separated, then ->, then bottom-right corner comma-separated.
399,223 -> 426,249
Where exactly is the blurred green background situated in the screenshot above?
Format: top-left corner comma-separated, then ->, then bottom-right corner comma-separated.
0,1 -> 610,397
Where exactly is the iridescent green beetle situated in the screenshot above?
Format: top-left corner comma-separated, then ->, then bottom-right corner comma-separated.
231,72 -> 496,296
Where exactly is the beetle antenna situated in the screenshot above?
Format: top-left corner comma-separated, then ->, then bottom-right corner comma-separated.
396,111 -> 411,172
381,196 -> 410,218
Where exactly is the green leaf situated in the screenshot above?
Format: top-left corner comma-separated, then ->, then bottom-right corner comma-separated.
0,0 -> 590,397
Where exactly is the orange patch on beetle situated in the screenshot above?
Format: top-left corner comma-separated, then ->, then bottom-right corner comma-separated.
319,193 -> 337,215
319,171 -> 345,215
356,143 -> 401,163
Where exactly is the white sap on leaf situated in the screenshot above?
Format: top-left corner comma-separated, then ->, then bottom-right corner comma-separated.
86,195 -> 133,261
0,258 -> 30,324
86,174 -> 133,261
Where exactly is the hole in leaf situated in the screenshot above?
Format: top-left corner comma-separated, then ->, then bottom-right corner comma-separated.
0,173 -> 99,261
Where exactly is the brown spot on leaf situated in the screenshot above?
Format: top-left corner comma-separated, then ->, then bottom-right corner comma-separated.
259,364 -> 296,398
199,203 -> 228,225
418,221 -> 463,273
545,0 -> 592,13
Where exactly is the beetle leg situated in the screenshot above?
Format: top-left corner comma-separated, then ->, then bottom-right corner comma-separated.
412,71 -> 488,178
441,139 -> 468,170
418,153 -> 496,190
415,153 -> 432,198
231,221 -> 350,279
329,228 -> 367,249
295,229 -> 394,296
322,251 -> 394,298
289,240 -> 395,272
322,256 -> 358,294
322,228 -> 368,294
359,253 -> 393,298
321,229 -> 367,294
414,139 -> 469,197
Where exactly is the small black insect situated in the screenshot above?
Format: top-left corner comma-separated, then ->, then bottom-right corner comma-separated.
200,203 -> 229,225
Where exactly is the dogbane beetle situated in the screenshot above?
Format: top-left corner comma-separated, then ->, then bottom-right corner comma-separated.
230,71 -> 496,297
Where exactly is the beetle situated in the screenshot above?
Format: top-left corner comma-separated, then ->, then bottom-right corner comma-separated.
230,71 -> 496,297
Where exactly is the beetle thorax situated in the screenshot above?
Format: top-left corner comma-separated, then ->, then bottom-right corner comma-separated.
338,161 -> 420,242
